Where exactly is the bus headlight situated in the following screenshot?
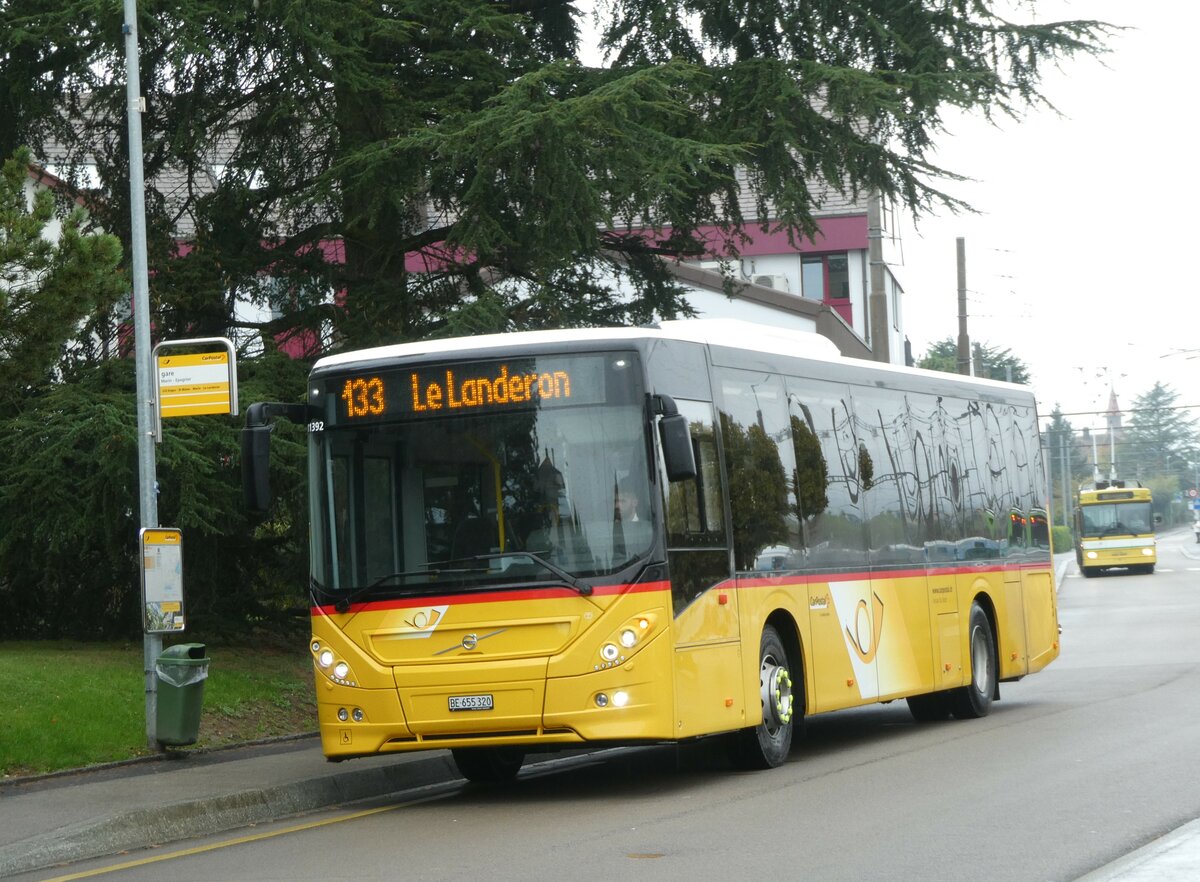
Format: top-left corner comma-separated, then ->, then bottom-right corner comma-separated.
619,628 -> 638,648
1086,551 -> 1098,560
1142,548 -> 1154,557
312,641 -> 358,686
600,643 -> 620,662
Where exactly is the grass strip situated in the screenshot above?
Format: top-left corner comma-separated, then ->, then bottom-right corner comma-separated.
0,641 -> 315,777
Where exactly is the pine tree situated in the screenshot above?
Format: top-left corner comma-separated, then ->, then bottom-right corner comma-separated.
2,0 -> 1111,347
1120,383 -> 1199,489
918,338 -> 1032,384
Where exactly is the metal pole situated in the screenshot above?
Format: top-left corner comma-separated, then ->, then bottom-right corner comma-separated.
123,0 -> 161,749
956,237 -> 970,375
1060,433 -> 1070,527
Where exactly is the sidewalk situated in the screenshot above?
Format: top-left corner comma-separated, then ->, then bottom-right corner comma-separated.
0,736 -> 456,878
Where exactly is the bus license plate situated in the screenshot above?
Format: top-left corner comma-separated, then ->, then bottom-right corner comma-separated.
448,694 -> 494,712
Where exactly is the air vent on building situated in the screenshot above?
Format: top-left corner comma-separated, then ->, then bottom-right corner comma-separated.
752,274 -> 790,292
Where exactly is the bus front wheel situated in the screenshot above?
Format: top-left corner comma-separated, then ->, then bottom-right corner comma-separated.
733,625 -> 796,769
451,747 -> 525,784
951,603 -> 996,720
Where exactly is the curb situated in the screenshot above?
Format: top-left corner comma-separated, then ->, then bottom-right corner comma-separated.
0,753 -> 456,878
0,733 -> 320,795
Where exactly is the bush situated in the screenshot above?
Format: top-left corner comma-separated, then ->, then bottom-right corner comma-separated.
0,354 -> 311,639
1051,525 -> 1073,556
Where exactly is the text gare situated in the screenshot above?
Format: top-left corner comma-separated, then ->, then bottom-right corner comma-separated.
411,365 -> 573,413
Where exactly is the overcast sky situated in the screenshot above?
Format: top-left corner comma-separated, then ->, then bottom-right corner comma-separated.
576,2 -> 1197,431
893,0 -> 1199,430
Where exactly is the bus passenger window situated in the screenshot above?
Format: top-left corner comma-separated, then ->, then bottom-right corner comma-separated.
663,400 -> 725,548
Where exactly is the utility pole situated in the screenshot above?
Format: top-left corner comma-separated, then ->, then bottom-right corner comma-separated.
1060,433 -> 1071,528
867,190 -> 890,363
956,237 -> 970,375
123,0 -> 161,749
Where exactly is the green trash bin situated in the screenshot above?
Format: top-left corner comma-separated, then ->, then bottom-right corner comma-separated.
155,643 -> 210,746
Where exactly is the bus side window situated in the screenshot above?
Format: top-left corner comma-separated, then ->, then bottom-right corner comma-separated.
663,400 -> 725,547
786,378 -> 864,568
662,399 -> 730,612
715,371 -> 795,572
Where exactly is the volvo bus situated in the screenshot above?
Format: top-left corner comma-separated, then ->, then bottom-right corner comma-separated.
242,319 -> 1060,782
1073,482 -> 1157,577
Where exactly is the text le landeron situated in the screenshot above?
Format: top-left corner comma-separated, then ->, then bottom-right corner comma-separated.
410,365 -> 572,412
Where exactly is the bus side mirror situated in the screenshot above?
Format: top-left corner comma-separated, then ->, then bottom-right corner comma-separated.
1153,513 -> 1163,526
660,414 -> 697,482
242,424 -> 273,512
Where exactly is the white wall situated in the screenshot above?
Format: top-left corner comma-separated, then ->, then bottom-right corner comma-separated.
680,284 -> 818,333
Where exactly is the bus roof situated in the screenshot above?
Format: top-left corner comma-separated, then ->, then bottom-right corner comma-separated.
312,318 -> 1032,400
313,319 -> 841,370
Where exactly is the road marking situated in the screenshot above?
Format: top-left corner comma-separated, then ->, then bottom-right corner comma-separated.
37,750 -> 631,881
39,789 -> 454,881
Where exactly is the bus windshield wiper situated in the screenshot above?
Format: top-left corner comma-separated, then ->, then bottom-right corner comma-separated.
332,564 -> 487,613
471,551 -> 593,596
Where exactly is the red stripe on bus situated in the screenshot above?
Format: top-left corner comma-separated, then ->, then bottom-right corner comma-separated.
311,579 -> 671,616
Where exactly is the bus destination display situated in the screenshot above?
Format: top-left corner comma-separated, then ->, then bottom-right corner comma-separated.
323,355 -> 618,425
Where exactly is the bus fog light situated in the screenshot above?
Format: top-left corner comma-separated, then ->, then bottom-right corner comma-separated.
333,661 -> 350,679
595,693 -> 609,707
337,707 -> 349,722
600,643 -> 620,662
352,708 -> 364,722
318,650 -> 334,668
619,628 -> 638,648
612,690 -> 630,708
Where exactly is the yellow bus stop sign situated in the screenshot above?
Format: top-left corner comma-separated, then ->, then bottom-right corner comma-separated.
157,351 -> 233,418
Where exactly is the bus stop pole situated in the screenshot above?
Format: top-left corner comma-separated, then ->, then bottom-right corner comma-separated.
123,0 -> 162,749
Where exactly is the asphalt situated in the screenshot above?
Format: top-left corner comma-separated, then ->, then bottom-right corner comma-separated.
2,547 -> 1198,880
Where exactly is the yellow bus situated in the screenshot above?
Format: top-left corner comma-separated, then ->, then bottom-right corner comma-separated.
243,319 -> 1060,781
1073,483 -> 1156,577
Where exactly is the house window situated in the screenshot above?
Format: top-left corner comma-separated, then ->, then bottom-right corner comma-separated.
801,253 -> 850,300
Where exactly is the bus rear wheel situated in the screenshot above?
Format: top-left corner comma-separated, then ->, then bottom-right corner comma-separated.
733,625 -> 796,769
951,603 -> 996,720
451,747 -> 525,784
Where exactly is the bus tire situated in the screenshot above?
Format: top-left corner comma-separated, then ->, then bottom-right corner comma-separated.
907,691 -> 952,722
951,603 -> 996,720
451,747 -> 525,784
733,625 -> 796,769
1081,567 -> 1096,578
1141,564 -> 1155,575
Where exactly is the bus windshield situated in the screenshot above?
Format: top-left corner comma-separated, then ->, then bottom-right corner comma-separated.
1078,501 -> 1153,537
309,353 -> 654,601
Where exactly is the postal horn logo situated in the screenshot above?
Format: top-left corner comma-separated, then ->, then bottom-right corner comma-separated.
400,605 -> 448,638
845,592 -> 885,664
